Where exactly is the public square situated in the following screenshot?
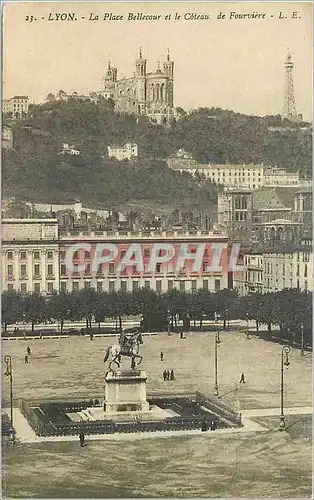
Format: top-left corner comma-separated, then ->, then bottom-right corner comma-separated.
2,330 -> 312,498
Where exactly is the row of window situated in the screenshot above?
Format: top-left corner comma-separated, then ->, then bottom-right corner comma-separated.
266,279 -> 308,291
59,278 -> 221,293
60,262 -> 212,276
265,262 -> 308,277
6,278 -> 222,294
211,171 -> 262,177
7,282 -> 54,294
6,250 -> 54,260
7,264 -> 55,278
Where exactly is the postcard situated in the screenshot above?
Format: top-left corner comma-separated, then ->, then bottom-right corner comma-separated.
2,2 -> 312,499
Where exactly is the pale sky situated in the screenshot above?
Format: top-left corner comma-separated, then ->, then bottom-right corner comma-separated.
2,2 -> 313,120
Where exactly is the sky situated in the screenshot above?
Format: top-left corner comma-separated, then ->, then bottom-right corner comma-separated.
2,2 -> 313,120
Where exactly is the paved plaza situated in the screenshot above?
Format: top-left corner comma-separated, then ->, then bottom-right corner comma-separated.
2,330 -> 312,498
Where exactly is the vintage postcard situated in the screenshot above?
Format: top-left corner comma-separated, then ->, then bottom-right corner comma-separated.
1,1 -> 312,498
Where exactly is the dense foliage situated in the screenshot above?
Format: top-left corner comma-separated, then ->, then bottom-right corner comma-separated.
3,100 -> 311,208
2,288 -> 312,347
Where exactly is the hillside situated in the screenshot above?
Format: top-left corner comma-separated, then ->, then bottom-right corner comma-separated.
3,99 -> 312,211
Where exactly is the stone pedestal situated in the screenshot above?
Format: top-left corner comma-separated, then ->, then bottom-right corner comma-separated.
104,370 -> 150,413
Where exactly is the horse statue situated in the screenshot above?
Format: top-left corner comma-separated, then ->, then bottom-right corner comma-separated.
104,331 -> 143,371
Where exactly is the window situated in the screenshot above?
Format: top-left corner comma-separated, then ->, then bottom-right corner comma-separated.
156,263 -> 161,273
47,282 -> 54,294
282,264 -> 285,276
73,251 -> 79,259
47,251 -> 54,260
202,262 -> 208,272
121,250 -> 126,258
85,264 -> 91,276
47,264 -> 53,276
144,281 -> 150,290
85,251 -> 90,259
7,265 -> 13,277
296,264 -> 300,277
7,284 -> 14,291
304,264 -> 308,278
203,279 -> 208,290
60,281 -> 67,293
121,281 -> 127,292
144,249 -> 150,258
132,281 -> 139,292
97,264 -> 103,276
191,280 -> 197,291
7,251 -> 13,260
179,281 -> 185,292
60,251 -> 66,260
21,283 -> 27,294
97,281 -> 103,292
20,251 -> 27,260
34,283 -> 41,294
109,281 -> 115,292
168,280 -> 173,291
215,279 -> 221,291
156,280 -> 162,292
296,280 -> 300,289
109,263 -> 115,274
61,264 -> 67,276
34,251 -> 40,260
20,264 -> 27,277
72,281 -> 79,292
304,281 -> 308,291
84,281 -> 90,290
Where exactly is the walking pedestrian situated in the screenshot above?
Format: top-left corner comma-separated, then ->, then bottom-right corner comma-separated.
26,346 -> 31,356
239,373 -> 246,384
210,420 -> 217,431
79,432 -> 85,447
160,351 -> 164,361
201,419 -> 208,431
166,370 -> 170,381
162,370 -> 167,381
24,354 -> 29,364
170,369 -> 175,380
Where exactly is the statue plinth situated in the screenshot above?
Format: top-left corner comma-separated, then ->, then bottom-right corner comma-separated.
104,370 -> 149,413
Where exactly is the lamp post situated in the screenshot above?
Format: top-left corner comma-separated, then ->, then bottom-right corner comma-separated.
246,312 -> 250,339
214,331 -> 221,396
167,309 -> 171,336
300,324 -> 304,357
4,355 -> 15,444
279,345 -> 291,430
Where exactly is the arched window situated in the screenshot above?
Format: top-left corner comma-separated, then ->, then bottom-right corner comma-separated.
156,84 -> 160,101
241,196 -> 247,210
160,83 -> 165,102
276,227 -> 284,242
151,84 -> 155,102
235,196 -> 241,209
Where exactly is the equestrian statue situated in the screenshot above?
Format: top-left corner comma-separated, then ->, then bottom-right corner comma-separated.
104,330 -> 143,371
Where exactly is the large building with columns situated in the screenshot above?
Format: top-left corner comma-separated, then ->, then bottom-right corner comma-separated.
58,230 -> 231,294
1,219 -> 60,295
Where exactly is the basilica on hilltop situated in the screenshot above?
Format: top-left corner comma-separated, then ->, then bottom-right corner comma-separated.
101,49 -> 176,125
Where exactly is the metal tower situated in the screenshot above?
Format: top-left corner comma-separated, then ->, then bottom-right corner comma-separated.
282,52 -> 298,120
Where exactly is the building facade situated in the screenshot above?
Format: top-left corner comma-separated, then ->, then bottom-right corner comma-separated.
3,96 -> 29,118
107,143 -> 138,161
262,245 -> 312,293
102,49 -> 175,125
58,230 -> 230,294
1,219 -> 60,295
169,161 -> 303,190
217,187 -> 253,240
